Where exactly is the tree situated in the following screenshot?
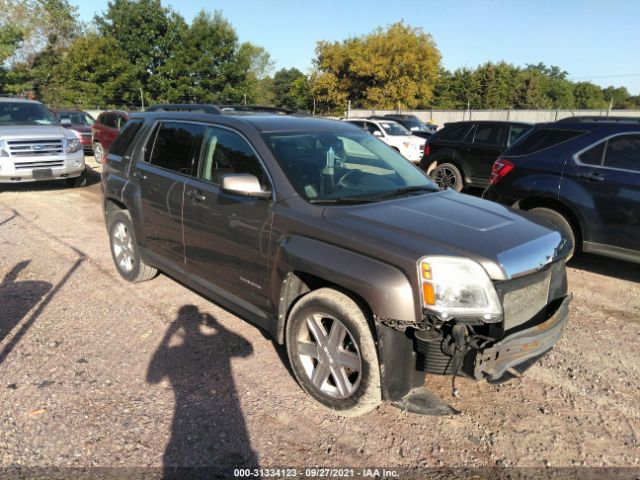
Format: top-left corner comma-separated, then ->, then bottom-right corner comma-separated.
573,82 -> 607,109
153,10 -> 251,104
40,34 -> 140,108
1,0 -> 82,95
273,68 -> 311,109
95,0 -> 186,91
239,42 -> 275,104
311,21 -> 441,112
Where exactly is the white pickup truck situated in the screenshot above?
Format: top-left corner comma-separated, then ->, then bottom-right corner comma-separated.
0,98 -> 86,186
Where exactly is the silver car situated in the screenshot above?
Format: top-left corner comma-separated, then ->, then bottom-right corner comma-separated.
0,98 -> 86,186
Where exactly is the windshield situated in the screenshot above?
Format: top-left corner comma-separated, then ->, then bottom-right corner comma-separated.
0,102 -> 58,126
57,111 -> 95,126
379,122 -> 411,136
263,131 -> 437,203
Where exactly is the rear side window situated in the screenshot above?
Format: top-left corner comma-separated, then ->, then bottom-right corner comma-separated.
579,142 -> 605,166
437,123 -> 472,141
198,127 -> 268,188
146,122 -> 205,175
109,119 -> 143,156
507,128 -> 585,156
508,125 -> 530,146
101,113 -> 116,128
603,135 -> 640,171
473,124 -> 506,146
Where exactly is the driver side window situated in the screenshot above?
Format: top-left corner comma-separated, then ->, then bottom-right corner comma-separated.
198,127 -> 269,188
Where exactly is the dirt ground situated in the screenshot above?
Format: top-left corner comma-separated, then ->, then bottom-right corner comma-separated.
0,160 -> 639,476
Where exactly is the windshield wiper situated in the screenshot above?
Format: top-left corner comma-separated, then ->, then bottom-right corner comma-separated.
374,185 -> 439,199
309,197 -> 378,204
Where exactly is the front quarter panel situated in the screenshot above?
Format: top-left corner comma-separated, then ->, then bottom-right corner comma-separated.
276,235 -> 417,323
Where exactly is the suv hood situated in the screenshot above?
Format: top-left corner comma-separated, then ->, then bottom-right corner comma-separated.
0,125 -> 71,140
322,189 -> 567,280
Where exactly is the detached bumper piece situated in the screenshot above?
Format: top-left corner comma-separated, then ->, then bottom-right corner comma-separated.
474,294 -> 571,381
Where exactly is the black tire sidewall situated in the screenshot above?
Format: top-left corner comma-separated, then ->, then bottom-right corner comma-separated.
285,292 -> 379,414
109,211 -> 143,282
529,207 -> 576,259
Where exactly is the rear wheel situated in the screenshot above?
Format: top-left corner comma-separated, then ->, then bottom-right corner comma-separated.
285,288 -> 381,416
93,142 -> 104,163
430,162 -> 463,192
108,210 -> 157,282
528,207 -> 576,261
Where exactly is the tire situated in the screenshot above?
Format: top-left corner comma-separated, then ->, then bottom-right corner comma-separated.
108,210 -> 157,282
285,288 -> 381,417
93,142 -> 104,164
528,207 -> 576,261
66,167 -> 87,188
430,162 -> 463,192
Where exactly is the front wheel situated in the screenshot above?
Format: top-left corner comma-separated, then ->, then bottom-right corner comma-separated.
108,210 -> 157,282
430,162 -> 463,192
285,288 -> 381,416
65,167 -> 87,188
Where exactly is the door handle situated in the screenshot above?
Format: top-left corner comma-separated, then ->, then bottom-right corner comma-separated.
132,171 -> 146,180
186,190 -> 206,201
578,171 -> 604,182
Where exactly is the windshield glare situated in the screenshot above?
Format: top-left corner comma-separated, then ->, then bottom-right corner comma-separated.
379,122 -> 411,136
58,111 -> 94,126
264,131 -> 437,202
0,102 -> 58,126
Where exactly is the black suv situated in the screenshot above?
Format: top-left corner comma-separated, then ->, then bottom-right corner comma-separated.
101,106 -> 571,416
420,121 -> 532,191
372,114 -> 437,139
484,117 -> 640,263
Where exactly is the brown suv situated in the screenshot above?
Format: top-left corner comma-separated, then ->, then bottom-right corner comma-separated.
101,106 -> 572,416
91,110 -> 129,163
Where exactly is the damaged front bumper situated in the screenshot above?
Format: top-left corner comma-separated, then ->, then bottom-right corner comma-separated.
474,294 -> 572,381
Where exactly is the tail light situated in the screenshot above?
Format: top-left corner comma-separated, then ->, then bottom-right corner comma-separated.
490,159 -> 514,185
423,143 -> 430,157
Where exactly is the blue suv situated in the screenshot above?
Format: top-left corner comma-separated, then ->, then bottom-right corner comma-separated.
484,117 -> 640,263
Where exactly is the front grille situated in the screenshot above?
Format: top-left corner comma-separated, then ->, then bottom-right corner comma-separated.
14,159 -> 65,169
7,139 -> 64,156
497,261 -> 566,332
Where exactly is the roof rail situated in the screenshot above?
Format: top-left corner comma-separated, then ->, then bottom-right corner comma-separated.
218,104 -> 307,115
146,104 -> 222,114
556,115 -> 640,124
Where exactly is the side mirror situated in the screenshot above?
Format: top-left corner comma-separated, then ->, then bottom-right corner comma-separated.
60,118 -> 72,126
372,130 -> 383,137
220,173 -> 271,199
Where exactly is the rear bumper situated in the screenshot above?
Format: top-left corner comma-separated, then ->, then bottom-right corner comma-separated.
474,294 -> 571,381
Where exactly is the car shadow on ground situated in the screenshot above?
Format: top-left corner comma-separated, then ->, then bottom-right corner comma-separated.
147,305 -> 259,478
568,252 -> 640,283
0,261 -> 52,364
0,166 -> 101,193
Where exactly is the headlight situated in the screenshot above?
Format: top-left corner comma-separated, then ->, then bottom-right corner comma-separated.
418,256 -> 502,322
66,138 -> 81,153
0,140 -> 9,157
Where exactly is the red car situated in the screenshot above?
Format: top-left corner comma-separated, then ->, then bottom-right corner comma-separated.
53,109 -> 96,154
91,110 -> 129,163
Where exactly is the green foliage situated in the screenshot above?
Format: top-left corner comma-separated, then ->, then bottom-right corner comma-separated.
239,42 -> 275,104
273,68 -> 311,110
152,10 -> 251,103
40,34 -> 140,108
95,0 -> 186,87
311,21 -> 441,112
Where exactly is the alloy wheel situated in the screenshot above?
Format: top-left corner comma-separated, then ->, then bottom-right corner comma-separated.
112,222 -> 134,273
432,166 -> 458,190
296,313 -> 362,399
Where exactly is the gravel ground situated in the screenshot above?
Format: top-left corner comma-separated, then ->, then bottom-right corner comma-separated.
0,159 -> 639,476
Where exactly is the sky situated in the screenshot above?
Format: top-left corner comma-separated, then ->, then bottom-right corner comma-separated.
72,0 -> 640,95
